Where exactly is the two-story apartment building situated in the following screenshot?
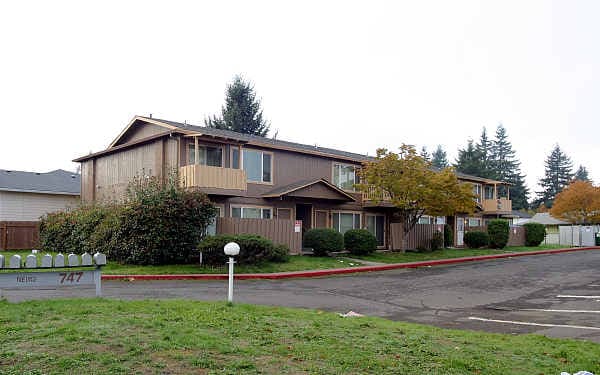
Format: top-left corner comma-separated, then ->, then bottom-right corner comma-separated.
74,116 -> 513,250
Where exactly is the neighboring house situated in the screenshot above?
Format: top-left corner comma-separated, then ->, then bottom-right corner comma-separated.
0,169 -> 80,249
522,212 -> 570,245
511,210 -> 533,226
73,116 -> 514,249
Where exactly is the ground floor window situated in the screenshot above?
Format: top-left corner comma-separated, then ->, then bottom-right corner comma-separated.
332,212 -> 361,234
468,217 -> 482,227
205,206 -> 223,236
435,216 -> 446,225
366,214 -> 385,247
231,206 -> 272,219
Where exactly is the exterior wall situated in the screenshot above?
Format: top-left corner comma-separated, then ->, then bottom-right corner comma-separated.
114,123 -> 168,146
81,137 -> 179,203
0,191 -> 79,221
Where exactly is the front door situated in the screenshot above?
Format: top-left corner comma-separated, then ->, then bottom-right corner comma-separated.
295,204 -> 312,234
456,217 -> 465,246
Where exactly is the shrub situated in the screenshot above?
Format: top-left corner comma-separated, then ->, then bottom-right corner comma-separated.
430,231 -> 444,251
523,222 -> 545,247
487,219 -> 509,249
303,228 -> 344,256
197,234 -> 285,265
444,224 -> 453,248
344,229 -> 377,255
464,231 -> 489,248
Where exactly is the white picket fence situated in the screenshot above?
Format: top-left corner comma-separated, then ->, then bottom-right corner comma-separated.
0,251 -> 107,297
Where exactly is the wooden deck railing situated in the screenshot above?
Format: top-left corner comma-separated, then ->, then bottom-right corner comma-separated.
180,165 -> 247,191
482,198 -> 512,213
361,186 -> 392,202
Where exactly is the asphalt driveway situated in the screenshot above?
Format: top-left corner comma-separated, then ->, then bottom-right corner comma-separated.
4,250 -> 600,342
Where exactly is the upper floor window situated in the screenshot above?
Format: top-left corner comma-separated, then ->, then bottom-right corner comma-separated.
333,163 -> 358,191
484,185 -> 495,200
231,206 -> 272,219
472,184 -> 482,203
188,144 -> 223,167
243,149 -> 272,183
231,148 -> 240,169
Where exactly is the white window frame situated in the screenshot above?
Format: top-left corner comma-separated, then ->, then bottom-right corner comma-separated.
205,204 -> 225,236
230,205 -> 273,219
241,148 -> 274,184
468,217 -> 482,227
187,142 -> 224,167
331,211 -> 362,233
332,162 -> 359,192
365,213 -> 386,247
418,215 -> 432,224
472,183 -> 482,204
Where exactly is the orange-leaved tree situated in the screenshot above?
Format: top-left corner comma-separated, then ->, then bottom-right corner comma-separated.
358,144 -> 476,250
550,180 -> 600,224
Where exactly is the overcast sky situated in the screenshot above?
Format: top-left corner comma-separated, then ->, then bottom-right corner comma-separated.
1,1 -> 598,198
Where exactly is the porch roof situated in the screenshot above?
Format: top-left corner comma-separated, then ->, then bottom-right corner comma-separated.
262,179 -> 356,202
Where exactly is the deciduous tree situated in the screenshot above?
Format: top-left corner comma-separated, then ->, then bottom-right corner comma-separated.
358,144 -> 475,250
550,180 -> 600,224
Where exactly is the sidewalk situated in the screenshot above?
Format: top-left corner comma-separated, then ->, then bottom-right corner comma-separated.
102,246 -> 600,281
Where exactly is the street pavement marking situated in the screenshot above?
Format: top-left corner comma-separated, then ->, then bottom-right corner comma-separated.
521,309 -> 600,314
556,295 -> 600,299
467,317 -> 600,331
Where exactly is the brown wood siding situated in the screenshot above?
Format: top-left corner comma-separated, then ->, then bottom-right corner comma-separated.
81,159 -> 95,202
0,221 -> 39,250
115,123 -> 168,146
216,217 -> 302,254
390,223 -> 444,251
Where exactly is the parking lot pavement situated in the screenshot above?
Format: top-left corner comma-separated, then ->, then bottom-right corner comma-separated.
3,250 -> 600,342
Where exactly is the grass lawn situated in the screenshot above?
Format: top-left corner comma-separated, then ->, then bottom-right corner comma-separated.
353,244 -> 567,264
0,250 -> 364,275
0,299 -> 599,374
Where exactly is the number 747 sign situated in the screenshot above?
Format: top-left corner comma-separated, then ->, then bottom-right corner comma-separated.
0,270 -> 102,296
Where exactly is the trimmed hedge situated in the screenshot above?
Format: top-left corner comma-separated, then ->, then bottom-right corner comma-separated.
344,229 -> 377,255
444,224 -> 453,248
464,231 -> 489,248
197,234 -> 287,265
487,219 -> 509,249
303,228 -> 344,256
430,231 -> 444,251
524,222 -> 545,247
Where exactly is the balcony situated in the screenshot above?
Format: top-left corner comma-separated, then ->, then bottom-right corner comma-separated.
180,164 -> 247,191
362,186 -> 392,205
482,198 -> 512,213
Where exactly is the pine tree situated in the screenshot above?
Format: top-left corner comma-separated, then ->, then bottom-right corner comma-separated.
475,127 -> 494,178
489,124 -> 529,210
574,165 -> 591,182
205,75 -> 270,136
420,146 -> 430,161
535,144 -> 574,208
455,139 -> 484,176
431,145 -> 449,169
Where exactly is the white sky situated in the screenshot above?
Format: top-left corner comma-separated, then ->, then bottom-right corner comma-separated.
1,1 -> 598,197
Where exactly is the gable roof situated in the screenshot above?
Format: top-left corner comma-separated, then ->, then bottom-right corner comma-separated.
262,179 -> 356,201
527,212 -> 569,225
0,169 -> 80,195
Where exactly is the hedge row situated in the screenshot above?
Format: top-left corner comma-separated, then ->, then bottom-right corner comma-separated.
303,228 -> 378,256
197,234 -> 289,265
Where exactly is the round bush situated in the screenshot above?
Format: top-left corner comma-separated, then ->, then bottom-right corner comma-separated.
487,219 -> 509,249
198,234 -> 281,265
523,222 -> 545,247
430,231 -> 444,251
464,231 -> 489,248
344,229 -> 377,255
303,228 -> 344,256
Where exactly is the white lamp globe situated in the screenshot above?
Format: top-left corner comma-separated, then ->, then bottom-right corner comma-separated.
224,242 -> 240,256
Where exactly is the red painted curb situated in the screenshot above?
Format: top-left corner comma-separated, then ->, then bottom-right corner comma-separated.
102,246 -> 600,281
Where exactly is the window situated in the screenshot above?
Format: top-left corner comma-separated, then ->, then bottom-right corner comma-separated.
484,185 -> 495,200
205,206 -> 223,236
435,216 -> 446,225
418,216 -> 432,224
472,184 -> 482,203
231,148 -> 240,169
243,149 -> 272,183
188,144 -> 223,167
332,212 -> 361,234
366,214 -> 385,247
468,217 -> 481,227
333,163 -> 358,191
231,206 -> 272,219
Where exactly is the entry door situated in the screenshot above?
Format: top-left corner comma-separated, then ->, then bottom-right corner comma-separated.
295,204 -> 312,234
456,218 -> 465,246
366,214 -> 385,247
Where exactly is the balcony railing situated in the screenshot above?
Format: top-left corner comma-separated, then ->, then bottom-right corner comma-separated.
180,164 -> 247,191
482,198 -> 512,213
362,186 -> 392,202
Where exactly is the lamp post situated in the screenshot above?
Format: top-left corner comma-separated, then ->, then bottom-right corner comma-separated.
224,242 -> 240,303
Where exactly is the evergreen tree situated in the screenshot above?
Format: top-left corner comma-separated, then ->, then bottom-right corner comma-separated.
205,75 -> 270,136
489,124 -> 529,210
455,139 -> 484,176
535,144 -> 574,208
420,146 -> 430,161
431,145 -> 449,169
574,165 -> 591,182
474,127 -> 494,178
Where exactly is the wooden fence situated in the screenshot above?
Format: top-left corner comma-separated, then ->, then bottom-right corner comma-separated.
466,225 -> 526,247
0,221 -> 40,250
217,217 -> 302,254
390,223 -> 444,251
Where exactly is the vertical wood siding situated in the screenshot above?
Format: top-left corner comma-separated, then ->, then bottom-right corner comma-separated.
0,221 -> 39,250
390,223 -> 445,251
217,217 -> 302,254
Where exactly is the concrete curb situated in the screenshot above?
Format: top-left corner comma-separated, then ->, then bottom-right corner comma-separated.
101,246 -> 600,281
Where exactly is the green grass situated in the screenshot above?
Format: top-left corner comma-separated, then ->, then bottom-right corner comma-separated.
0,250 -> 364,275
353,244 -> 567,264
0,299 -> 599,374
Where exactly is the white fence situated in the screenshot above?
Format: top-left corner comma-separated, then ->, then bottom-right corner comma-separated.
0,251 -> 107,297
557,225 -> 600,247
